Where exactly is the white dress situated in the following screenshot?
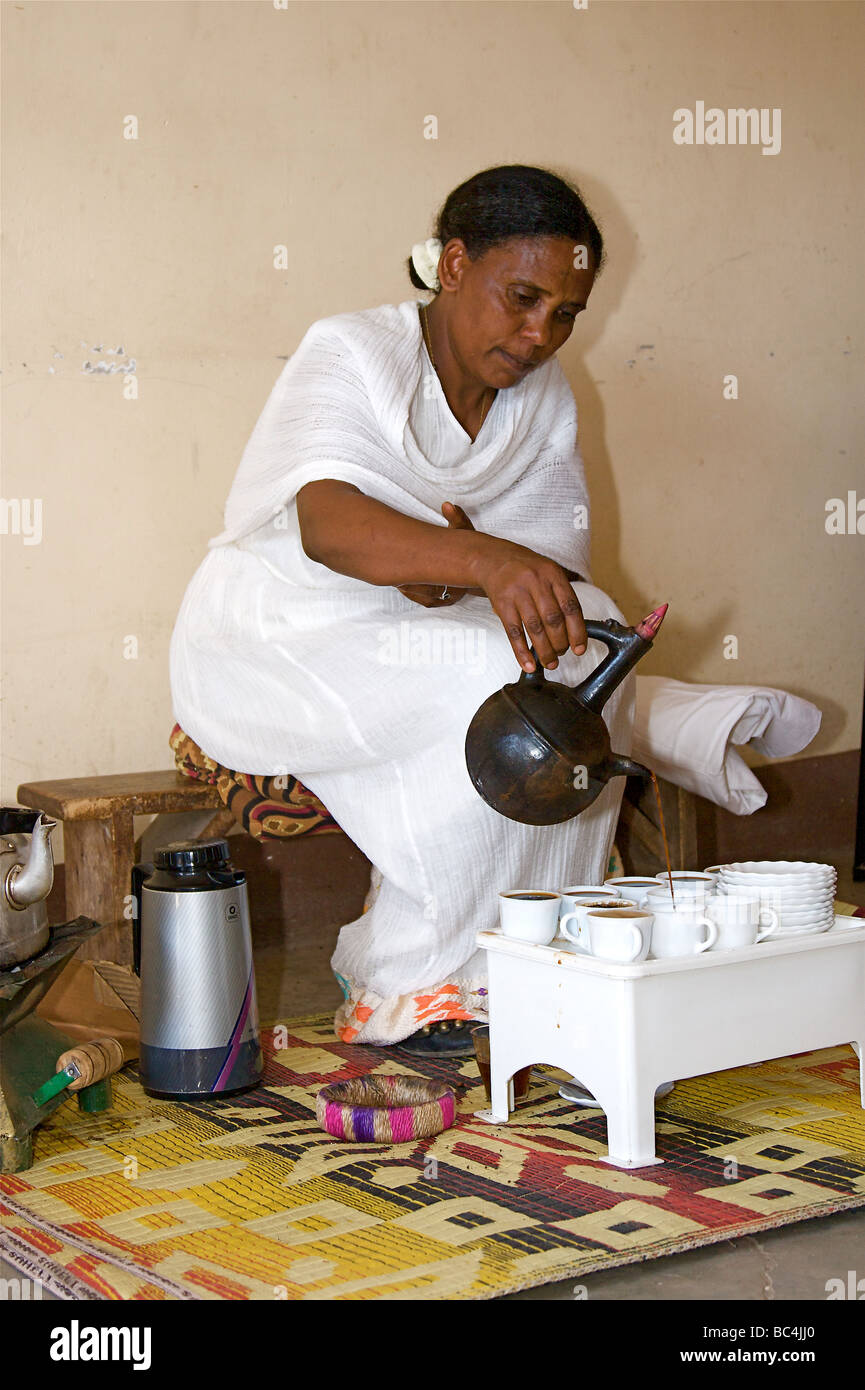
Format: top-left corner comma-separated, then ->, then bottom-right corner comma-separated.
170,300 -> 635,1043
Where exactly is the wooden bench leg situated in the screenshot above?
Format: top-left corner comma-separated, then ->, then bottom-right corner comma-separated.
200,808 -> 237,839
63,813 -> 134,967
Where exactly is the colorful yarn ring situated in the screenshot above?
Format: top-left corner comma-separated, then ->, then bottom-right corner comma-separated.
316,1073 -> 456,1143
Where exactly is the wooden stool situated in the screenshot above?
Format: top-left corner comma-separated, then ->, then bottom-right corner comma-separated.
16,772 -> 234,967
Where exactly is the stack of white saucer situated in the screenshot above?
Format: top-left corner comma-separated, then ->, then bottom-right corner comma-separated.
717,861 -> 837,935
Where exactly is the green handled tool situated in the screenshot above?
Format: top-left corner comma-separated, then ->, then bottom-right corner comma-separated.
31,1037 -> 125,1108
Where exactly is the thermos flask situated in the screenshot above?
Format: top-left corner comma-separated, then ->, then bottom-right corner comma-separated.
131,838 -> 262,1099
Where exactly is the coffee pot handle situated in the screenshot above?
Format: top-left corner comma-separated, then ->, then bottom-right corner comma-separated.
583,619 -> 631,645
523,622 -> 624,672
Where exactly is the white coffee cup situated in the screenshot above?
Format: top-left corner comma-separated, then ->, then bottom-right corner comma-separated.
644,887 -> 713,915
558,884 -> 621,919
579,907 -> 653,963
653,871 -> 716,899
649,901 -> 719,958
499,889 -> 563,944
603,876 -> 660,906
706,892 -> 779,947
559,896 -> 626,951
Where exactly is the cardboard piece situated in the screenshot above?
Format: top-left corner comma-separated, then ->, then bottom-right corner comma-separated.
34,958 -> 140,1060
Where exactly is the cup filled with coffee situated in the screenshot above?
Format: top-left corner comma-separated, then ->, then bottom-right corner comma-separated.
499,889 -> 563,945
603,876 -> 660,906
559,896 -> 626,951
653,871 -> 715,901
581,907 -> 654,963
558,884 -> 621,909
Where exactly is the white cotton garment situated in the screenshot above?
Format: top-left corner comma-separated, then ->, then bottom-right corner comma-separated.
632,676 -> 822,814
170,299 -> 635,1043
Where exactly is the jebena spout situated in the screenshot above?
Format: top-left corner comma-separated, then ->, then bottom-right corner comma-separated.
609,755 -> 652,780
7,814 -> 57,908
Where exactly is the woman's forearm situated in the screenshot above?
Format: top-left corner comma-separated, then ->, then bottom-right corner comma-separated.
298,479 -> 589,669
297,480 -> 496,587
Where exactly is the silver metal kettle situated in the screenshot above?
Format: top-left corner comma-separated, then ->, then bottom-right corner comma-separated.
0,809 -> 58,969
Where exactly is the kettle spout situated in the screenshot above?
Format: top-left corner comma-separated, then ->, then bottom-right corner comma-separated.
7,813 -> 57,908
608,755 -> 653,781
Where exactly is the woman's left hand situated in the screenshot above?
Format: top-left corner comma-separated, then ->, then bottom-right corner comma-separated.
397,502 -> 484,607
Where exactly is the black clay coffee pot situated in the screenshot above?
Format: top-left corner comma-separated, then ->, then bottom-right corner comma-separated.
464,605 -> 668,826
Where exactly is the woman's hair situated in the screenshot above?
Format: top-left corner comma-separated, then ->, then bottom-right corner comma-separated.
406,164 -> 605,291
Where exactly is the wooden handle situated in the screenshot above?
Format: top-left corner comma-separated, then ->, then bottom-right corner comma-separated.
55,1037 -> 125,1090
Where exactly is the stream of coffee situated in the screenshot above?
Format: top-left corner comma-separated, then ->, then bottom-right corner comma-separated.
650,769 -> 676,908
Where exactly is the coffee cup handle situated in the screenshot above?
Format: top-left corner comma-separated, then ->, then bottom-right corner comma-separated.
757,907 -> 779,940
559,911 -> 583,946
623,923 -> 643,961
696,916 -> 719,953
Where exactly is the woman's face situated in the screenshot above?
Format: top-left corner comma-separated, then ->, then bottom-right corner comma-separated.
439,234 -> 597,388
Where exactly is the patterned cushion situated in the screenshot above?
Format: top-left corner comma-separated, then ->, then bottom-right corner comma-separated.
169,724 -> 628,870
169,723 -> 341,840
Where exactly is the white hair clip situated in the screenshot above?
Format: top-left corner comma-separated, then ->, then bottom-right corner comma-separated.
410,237 -> 443,291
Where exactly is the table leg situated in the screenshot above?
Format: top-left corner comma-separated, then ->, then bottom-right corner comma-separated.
598,1077 -> 664,1169
63,814 -> 134,967
482,1052 -> 516,1125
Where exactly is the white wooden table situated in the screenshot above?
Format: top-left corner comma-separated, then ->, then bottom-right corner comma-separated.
476,920 -> 865,1169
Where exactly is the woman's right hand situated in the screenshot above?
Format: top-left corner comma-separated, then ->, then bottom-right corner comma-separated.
470,538 -> 588,673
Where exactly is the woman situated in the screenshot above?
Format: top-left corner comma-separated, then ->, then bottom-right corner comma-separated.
170,164 -> 635,1056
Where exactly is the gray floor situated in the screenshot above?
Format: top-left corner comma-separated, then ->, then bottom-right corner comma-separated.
3,835 -> 864,1301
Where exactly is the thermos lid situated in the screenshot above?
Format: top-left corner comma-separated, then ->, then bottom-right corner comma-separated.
153,837 -> 231,871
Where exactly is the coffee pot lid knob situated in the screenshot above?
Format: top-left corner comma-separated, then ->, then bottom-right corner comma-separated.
153,838 -> 231,872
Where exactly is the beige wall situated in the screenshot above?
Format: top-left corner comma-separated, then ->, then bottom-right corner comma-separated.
3,0 -> 863,862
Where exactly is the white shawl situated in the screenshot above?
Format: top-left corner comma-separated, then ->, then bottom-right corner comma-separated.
208,298 -> 592,581
171,297 -> 601,781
